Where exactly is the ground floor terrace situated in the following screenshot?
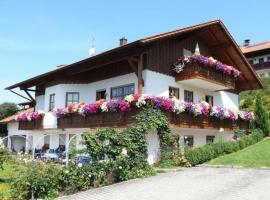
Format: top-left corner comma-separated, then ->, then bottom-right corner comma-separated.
5,121 -> 235,164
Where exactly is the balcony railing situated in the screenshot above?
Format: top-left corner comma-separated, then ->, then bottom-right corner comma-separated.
18,120 -> 43,130
175,63 -> 236,89
18,109 -> 249,131
56,110 -> 249,131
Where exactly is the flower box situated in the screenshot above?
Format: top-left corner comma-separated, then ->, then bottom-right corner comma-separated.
18,120 -> 43,130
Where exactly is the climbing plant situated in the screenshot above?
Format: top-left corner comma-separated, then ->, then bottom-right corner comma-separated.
82,108 -> 176,182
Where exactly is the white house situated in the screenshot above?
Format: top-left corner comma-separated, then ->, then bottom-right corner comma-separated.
0,20 -> 262,164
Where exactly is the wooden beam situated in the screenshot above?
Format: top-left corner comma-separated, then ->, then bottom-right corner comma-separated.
24,90 -> 35,102
127,58 -> 138,76
138,54 -> 143,95
9,90 -> 32,102
210,42 -> 231,52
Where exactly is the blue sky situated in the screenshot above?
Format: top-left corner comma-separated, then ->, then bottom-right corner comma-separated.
0,0 -> 269,104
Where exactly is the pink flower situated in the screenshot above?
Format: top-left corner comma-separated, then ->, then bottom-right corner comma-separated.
118,101 -> 130,112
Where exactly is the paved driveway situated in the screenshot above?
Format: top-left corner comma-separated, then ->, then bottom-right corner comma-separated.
58,167 -> 270,200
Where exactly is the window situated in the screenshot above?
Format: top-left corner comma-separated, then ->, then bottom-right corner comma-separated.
268,57 -> 270,61
184,136 -> 194,147
184,90 -> 193,102
259,58 -> 264,64
96,90 -> 106,101
49,94 -> 55,111
111,84 -> 135,100
66,92 -> 79,106
206,136 -> 215,144
205,95 -> 214,105
248,59 -> 254,65
169,87 -> 179,99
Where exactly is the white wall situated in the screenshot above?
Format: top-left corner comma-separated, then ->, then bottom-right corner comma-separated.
147,130 -> 160,165
213,91 -> 239,109
35,69 -> 239,113
143,70 -> 238,108
171,128 -> 234,147
43,73 -> 138,111
35,95 -> 45,111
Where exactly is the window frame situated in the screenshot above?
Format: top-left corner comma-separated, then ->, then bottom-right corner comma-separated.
259,57 -> 264,64
65,92 -> 80,107
110,83 -> 135,100
96,89 -> 106,101
184,90 -> 194,102
169,86 -> 179,99
206,135 -> 215,144
184,135 -> 194,147
205,95 -> 214,105
49,93 -> 55,111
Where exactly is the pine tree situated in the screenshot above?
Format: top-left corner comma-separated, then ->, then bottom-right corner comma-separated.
252,94 -> 270,136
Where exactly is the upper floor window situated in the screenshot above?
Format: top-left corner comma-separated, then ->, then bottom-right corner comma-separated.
111,84 -> 134,100
169,87 -> 179,99
268,57 -> 270,62
259,58 -> 264,64
248,59 -> 254,65
205,95 -> 214,105
184,90 -> 193,102
66,92 -> 79,106
96,89 -> 106,101
49,94 -> 55,111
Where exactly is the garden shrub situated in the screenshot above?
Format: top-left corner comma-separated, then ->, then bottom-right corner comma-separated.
251,94 -> 270,136
10,163 -> 63,200
186,129 -> 264,166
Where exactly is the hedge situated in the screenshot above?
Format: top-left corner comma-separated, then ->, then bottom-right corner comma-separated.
185,129 -> 264,166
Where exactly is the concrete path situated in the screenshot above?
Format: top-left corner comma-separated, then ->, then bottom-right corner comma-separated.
57,167 -> 270,200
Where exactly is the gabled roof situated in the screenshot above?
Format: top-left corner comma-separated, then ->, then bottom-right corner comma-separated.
6,19 -> 263,91
241,40 -> 270,54
0,108 -> 34,124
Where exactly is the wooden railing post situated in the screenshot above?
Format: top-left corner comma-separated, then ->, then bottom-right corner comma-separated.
138,54 -> 143,95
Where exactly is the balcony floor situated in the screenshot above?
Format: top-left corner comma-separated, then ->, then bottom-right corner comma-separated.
178,78 -> 230,91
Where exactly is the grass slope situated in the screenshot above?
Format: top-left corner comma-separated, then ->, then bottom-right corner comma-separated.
209,137 -> 270,168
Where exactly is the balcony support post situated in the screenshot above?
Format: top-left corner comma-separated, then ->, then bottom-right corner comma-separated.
138,54 -> 143,95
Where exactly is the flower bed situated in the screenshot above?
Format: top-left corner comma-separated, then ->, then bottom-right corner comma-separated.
172,54 -> 241,78
52,94 -> 254,122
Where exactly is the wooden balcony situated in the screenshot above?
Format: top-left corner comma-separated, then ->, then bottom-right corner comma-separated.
175,63 -> 236,91
57,110 -> 249,131
19,120 -> 43,130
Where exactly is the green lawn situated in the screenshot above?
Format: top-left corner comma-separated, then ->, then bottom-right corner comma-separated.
209,137 -> 270,168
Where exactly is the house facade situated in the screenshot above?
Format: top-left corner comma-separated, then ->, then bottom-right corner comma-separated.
0,20 -> 262,163
241,40 -> 270,78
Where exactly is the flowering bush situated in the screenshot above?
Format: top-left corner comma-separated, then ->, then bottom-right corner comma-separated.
173,54 -> 241,78
15,111 -> 44,122
51,94 -> 254,122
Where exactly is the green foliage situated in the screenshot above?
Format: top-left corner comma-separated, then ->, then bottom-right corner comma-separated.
239,77 -> 270,112
0,147 -> 10,170
65,108 -> 173,193
0,102 -> 18,137
185,129 -> 264,166
10,163 -> 63,200
251,95 -> 270,136
209,137 -> 270,167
